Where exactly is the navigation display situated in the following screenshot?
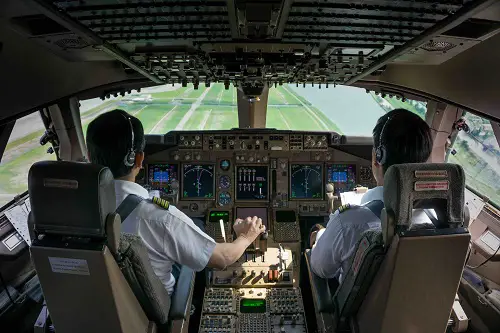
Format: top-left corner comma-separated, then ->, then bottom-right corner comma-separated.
327,164 -> 357,194
235,166 -> 268,200
148,164 -> 178,194
182,164 -> 215,199
290,164 -> 323,199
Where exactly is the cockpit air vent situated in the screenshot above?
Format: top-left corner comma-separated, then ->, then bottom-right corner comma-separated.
53,38 -> 89,49
420,41 -> 457,52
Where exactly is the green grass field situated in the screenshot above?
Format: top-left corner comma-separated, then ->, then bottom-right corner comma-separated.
0,83 -> 423,206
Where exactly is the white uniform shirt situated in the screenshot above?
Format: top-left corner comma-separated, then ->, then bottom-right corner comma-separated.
115,180 -> 216,294
311,187 -> 383,281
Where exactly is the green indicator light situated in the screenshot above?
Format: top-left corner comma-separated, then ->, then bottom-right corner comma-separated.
242,299 -> 265,307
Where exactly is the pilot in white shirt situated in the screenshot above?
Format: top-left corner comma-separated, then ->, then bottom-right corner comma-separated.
310,109 -> 433,283
115,180 -> 215,293
86,110 -> 265,294
311,188 -> 383,281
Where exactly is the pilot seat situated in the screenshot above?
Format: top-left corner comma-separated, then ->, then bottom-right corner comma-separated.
305,163 -> 471,333
28,161 -> 195,333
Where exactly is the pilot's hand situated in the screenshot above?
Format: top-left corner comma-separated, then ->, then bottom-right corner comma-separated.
233,216 -> 266,242
310,224 -> 325,247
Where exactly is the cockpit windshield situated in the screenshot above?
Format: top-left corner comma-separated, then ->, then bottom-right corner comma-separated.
80,84 -> 426,136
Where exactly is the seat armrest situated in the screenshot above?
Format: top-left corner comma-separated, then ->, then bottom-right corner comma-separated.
305,250 -> 334,312
168,266 -> 195,320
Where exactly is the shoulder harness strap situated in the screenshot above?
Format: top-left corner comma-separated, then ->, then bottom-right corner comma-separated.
363,200 -> 384,219
116,194 -> 144,223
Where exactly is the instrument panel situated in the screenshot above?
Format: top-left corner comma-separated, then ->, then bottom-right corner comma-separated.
142,131 -> 375,216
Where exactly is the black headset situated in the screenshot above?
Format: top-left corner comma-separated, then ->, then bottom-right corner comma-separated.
121,114 -> 136,167
375,116 -> 392,165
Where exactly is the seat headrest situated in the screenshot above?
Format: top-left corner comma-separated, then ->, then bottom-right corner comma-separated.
28,161 -> 116,237
384,163 -> 465,227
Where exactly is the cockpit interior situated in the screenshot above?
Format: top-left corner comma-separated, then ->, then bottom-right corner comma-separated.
1,1 -> 500,333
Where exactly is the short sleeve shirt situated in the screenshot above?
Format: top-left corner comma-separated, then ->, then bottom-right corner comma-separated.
115,180 -> 216,294
310,187 -> 383,281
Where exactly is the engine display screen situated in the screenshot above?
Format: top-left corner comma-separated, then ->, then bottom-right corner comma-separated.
182,164 -> 215,199
290,164 -> 323,199
148,164 -> 178,194
235,207 -> 268,228
240,299 -> 266,313
327,164 -> 357,194
235,166 -> 268,200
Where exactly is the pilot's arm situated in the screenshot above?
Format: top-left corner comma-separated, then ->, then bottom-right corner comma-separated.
208,216 -> 264,269
310,213 -> 345,279
161,209 -> 264,271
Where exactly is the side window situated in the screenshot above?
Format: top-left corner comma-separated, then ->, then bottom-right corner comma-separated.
447,112 -> 500,207
0,113 -> 56,207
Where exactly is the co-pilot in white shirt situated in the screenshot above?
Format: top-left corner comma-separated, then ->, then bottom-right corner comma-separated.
115,180 -> 216,294
310,186 -> 384,282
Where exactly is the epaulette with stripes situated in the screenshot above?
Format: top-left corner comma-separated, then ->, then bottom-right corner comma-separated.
151,196 -> 170,210
337,204 -> 351,213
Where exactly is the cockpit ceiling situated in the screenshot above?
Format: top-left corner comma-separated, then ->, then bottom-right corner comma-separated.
33,0 -> 492,88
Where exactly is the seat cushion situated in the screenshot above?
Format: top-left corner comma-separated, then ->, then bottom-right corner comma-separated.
118,233 -> 171,324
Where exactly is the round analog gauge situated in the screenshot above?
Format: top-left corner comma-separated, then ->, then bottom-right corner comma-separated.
220,159 -> 231,171
219,192 -> 231,206
219,175 -> 231,189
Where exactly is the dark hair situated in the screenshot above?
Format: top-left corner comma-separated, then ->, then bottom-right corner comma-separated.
373,108 -> 433,173
86,109 -> 146,178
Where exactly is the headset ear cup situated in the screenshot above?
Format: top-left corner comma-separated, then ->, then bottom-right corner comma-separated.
124,149 -> 136,167
376,146 -> 386,165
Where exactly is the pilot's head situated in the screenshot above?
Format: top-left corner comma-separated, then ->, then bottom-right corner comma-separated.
372,108 -> 432,185
86,109 -> 146,180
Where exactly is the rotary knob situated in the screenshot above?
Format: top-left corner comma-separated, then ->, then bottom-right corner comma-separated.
195,154 -> 201,160
185,154 -> 191,160
173,154 -> 180,161
249,156 -> 255,162
195,135 -> 200,141
263,156 -> 269,162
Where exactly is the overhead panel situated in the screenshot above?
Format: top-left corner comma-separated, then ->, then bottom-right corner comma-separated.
40,0 -> 485,89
